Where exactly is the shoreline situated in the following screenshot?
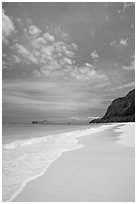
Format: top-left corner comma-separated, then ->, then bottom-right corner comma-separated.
8,158 -> 58,202
8,144 -> 85,202
12,122 -> 134,202
3,122 -> 133,202
4,124 -> 116,202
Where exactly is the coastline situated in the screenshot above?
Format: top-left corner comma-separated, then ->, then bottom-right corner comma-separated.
7,158 -> 58,202
4,123 -> 114,202
8,142 -> 84,202
12,122 -> 135,202
8,143 -> 86,202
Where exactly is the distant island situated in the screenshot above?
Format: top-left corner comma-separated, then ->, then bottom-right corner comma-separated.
90,89 -> 135,123
32,120 -> 52,125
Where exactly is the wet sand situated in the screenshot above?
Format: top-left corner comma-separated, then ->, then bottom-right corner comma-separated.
13,123 -> 135,202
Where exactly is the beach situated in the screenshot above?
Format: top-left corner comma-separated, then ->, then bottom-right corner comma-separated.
2,2 -> 135,202
2,123 -> 109,201
10,123 -> 135,202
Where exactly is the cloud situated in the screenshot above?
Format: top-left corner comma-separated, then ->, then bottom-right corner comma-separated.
7,19 -> 107,81
15,44 -> 30,55
116,81 -> 135,90
62,57 -> 73,65
31,37 -> 47,49
70,63 -> 107,81
2,54 -> 21,69
71,116 -> 97,121
119,38 -> 128,46
24,25 -> 42,40
85,63 -> 93,68
11,55 -> 21,63
71,116 -> 80,121
109,81 -> 135,91
11,23 -> 76,73
2,9 -> 16,44
117,10 -> 121,14
122,2 -> 135,12
28,25 -> 41,38
91,50 -> 100,61
13,43 -> 38,63
47,25 -> 69,41
110,38 -> 128,48
123,62 -> 134,70
109,40 -> 117,47
2,61 -> 8,69
53,41 -> 75,58
123,55 -> 135,70
16,17 -> 22,24
72,43 -> 78,50
3,78 -> 107,119
43,32 -> 55,42
7,55 -> 21,67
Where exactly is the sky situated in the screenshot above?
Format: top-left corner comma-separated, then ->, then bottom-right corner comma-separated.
2,2 -> 135,123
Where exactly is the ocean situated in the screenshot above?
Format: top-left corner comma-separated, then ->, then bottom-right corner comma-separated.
2,123 -> 113,202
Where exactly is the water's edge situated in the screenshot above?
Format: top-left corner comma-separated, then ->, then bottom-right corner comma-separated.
8,144 -> 84,202
3,124 -> 117,202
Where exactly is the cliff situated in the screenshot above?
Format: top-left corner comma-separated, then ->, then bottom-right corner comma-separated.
90,89 -> 135,123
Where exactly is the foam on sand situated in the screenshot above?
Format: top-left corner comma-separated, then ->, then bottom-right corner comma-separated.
3,124 -> 113,202
12,122 -> 135,202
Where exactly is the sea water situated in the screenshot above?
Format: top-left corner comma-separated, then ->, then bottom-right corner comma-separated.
2,123 -> 112,202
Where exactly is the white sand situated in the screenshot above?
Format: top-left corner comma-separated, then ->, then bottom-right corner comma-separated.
3,124 -> 111,202
115,122 -> 135,147
13,123 -> 135,202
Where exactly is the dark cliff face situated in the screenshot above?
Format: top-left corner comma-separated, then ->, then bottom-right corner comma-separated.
90,89 -> 135,123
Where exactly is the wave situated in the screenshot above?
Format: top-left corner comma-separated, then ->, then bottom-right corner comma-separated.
3,124 -> 114,201
3,124 -> 112,151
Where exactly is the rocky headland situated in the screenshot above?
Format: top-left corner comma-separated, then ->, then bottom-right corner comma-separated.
90,89 -> 135,123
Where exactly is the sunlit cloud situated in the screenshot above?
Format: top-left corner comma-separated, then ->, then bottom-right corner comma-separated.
91,50 -> 100,61
110,38 -> 129,48
13,43 -> 38,64
2,2 -> 135,123
5,19 -> 106,81
119,38 -> 128,46
43,32 -> 55,42
28,25 -> 42,38
2,9 -> 16,44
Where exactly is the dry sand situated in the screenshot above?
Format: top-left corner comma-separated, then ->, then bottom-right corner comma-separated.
13,123 -> 135,202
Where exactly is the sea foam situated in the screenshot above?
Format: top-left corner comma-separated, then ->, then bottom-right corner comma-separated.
3,125 -> 110,151
3,124 -> 113,202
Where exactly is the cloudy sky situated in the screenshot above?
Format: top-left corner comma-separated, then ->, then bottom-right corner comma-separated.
2,2 -> 135,123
